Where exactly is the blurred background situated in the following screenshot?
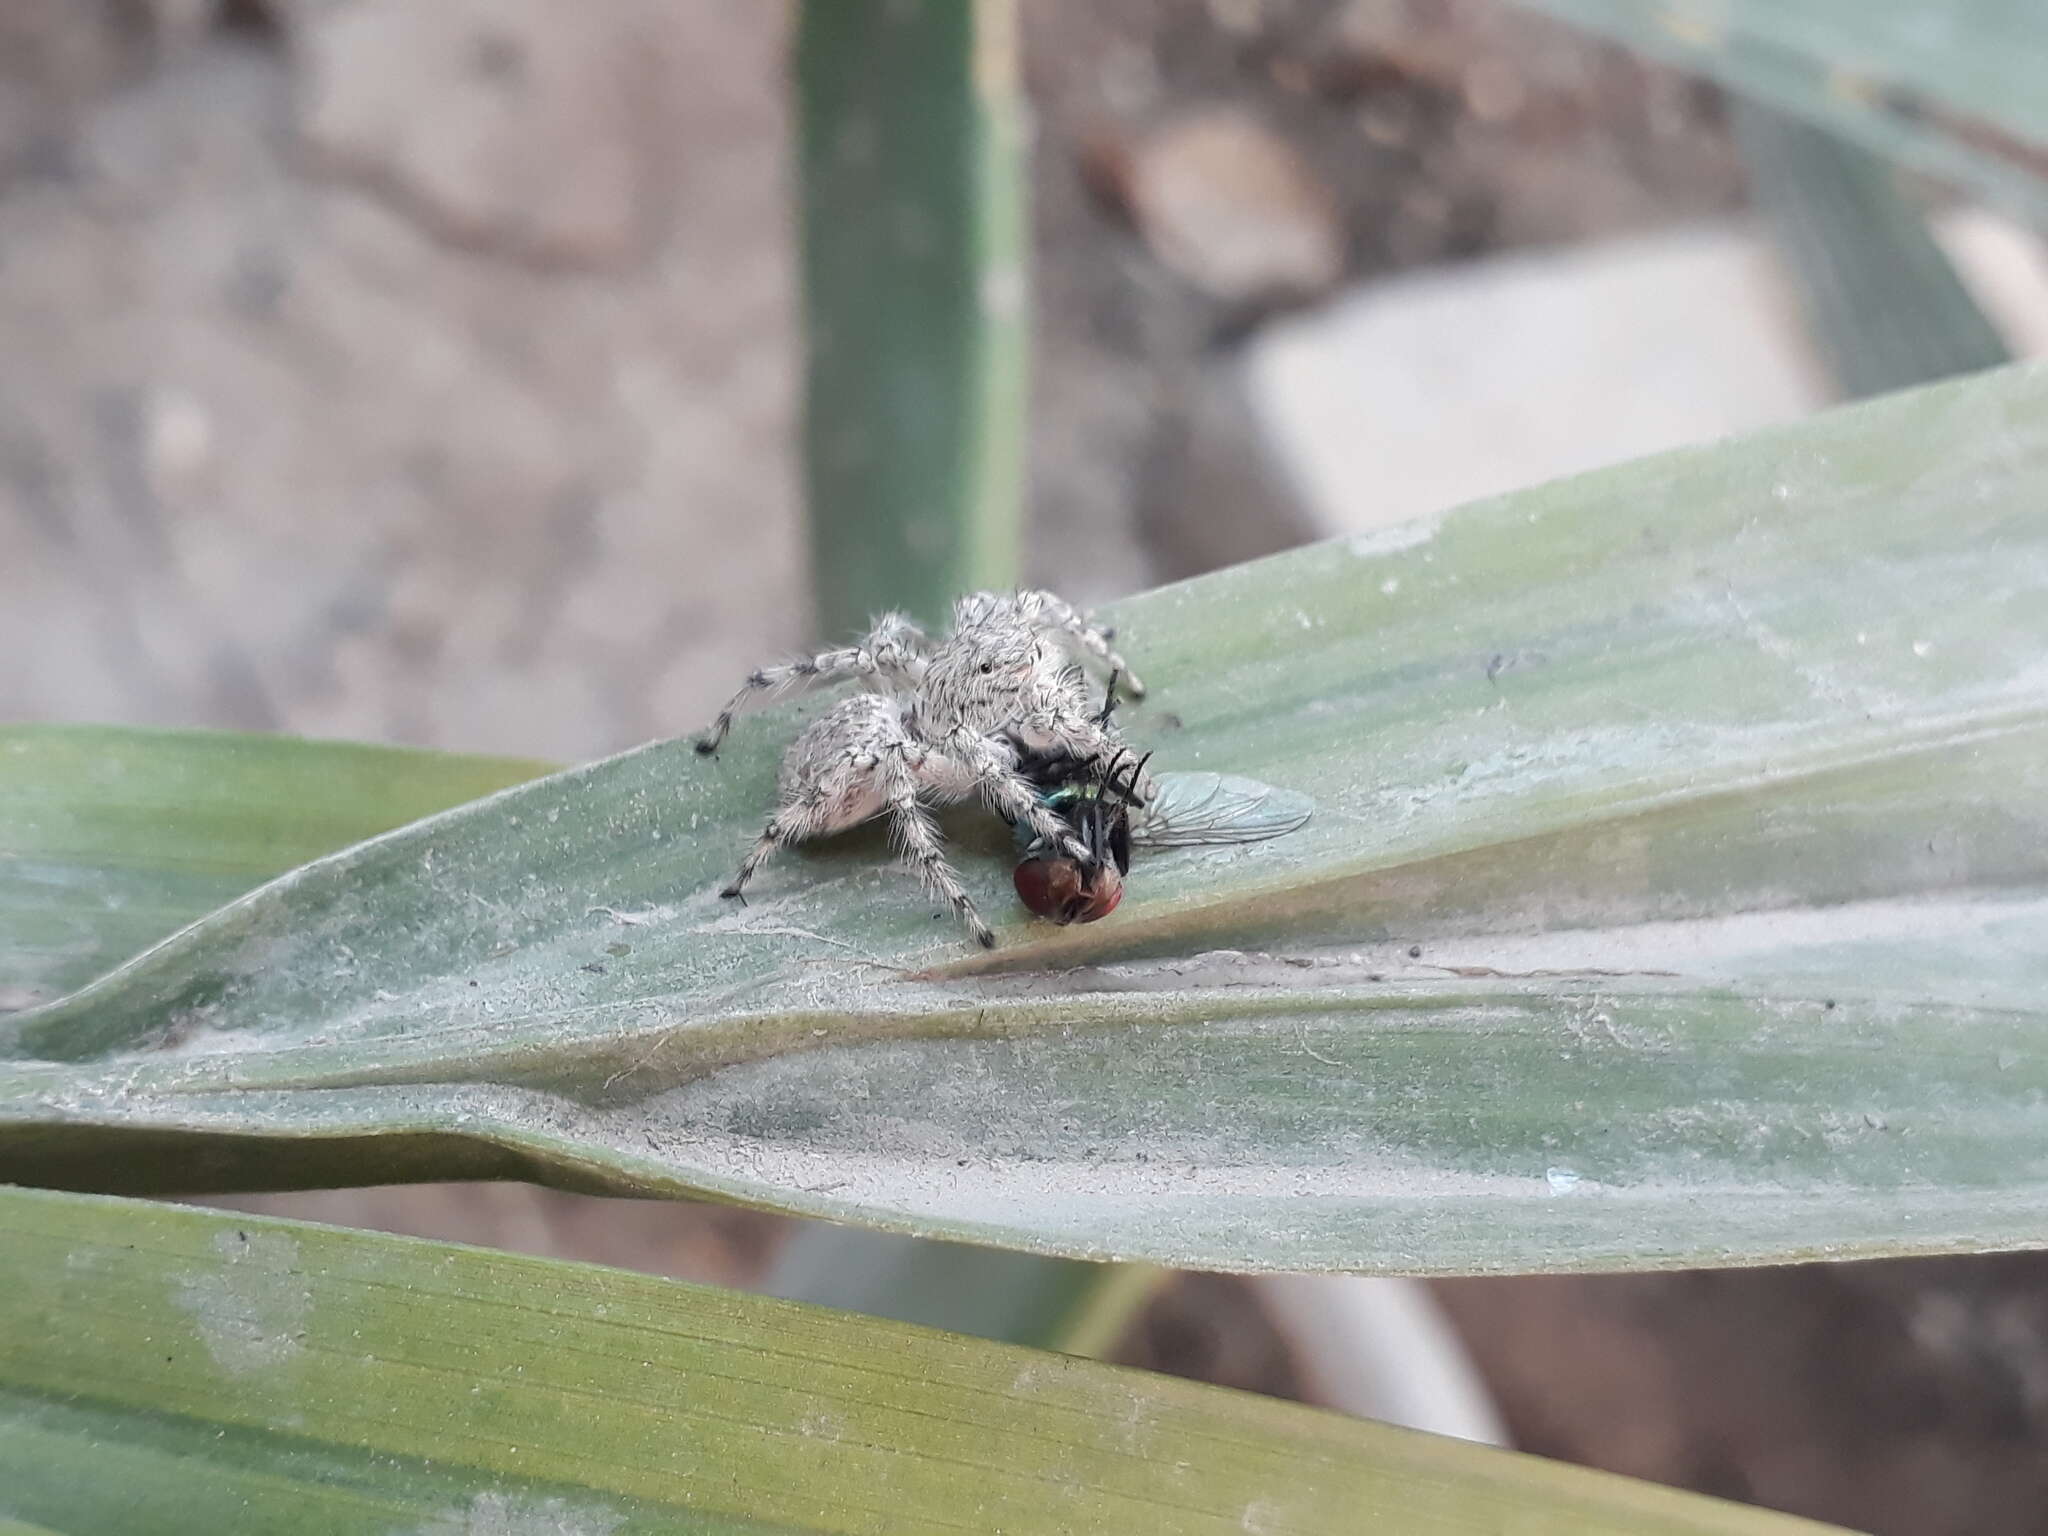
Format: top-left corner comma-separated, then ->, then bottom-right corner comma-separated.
5,2 -> 2048,1531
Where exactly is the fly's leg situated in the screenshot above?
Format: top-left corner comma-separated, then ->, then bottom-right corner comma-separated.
879,749 -> 993,948
1015,588 -> 1145,699
694,611 -> 928,755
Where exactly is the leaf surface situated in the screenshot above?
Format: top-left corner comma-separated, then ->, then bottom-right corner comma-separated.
0,1187 -> 1841,1535
0,726 -> 546,1009
1734,103 -> 2011,398
6,365 -> 2048,1273
1506,0 -> 2048,228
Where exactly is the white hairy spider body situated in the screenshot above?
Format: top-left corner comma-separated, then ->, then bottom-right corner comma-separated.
695,589 -> 1147,948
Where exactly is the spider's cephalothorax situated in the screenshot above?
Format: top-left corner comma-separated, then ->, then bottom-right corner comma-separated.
694,589 -> 1146,948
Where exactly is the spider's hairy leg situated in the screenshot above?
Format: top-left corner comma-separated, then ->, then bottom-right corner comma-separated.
693,610 -> 928,755
720,796 -> 831,902
863,609 -> 931,671
879,749 -> 993,948
1014,588 -> 1146,700
948,730 -> 1093,862
1092,670 -> 1123,727
1019,708 -> 1159,803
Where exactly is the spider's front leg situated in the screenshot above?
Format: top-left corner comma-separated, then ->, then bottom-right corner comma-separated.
1016,709 -> 1160,805
947,730 -> 1094,862
1014,588 -> 1146,700
694,611 -> 928,755
880,748 -> 995,948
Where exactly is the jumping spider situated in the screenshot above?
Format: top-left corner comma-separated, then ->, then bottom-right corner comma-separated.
694,589 -> 1152,948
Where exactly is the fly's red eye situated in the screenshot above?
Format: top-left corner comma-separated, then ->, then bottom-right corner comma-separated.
1073,870 -> 1123,922
1013,856 -> 1068,921
1014,857 -> 1124,925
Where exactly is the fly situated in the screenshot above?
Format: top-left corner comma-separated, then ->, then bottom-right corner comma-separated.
1010,747 -> 1313,926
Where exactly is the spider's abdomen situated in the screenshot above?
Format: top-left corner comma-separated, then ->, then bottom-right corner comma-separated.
773,694 -> 900,827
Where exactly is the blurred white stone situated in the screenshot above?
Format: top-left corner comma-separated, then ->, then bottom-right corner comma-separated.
1244,222 -> 1830,537
144,387 -> 215,490
1258,1274 -> 1510,1444
1245,210 -> 2048,540
1932,205 -> 2048,361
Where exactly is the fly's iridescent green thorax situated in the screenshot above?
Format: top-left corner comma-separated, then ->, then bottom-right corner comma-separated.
1009,749 -> 1149,873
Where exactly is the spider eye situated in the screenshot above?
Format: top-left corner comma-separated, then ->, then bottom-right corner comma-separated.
979,661 -> 995,674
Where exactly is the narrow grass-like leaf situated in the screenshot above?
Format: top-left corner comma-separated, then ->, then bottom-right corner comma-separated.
761,1224 -> 1143,1353
1506,0 -> 2048,227
0,1187 -> 1843,1535
789,0 -> 1080,1345
4,364 -> 2048,1272
797,0 -> 1028,637
1735,103 -> 2011,397
0,726 -> 546,1010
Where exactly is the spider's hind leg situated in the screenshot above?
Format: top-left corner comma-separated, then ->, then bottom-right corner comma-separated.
716,695 -> 895,896
719,795 -> 838,901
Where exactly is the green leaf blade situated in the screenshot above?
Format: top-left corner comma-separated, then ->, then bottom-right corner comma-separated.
797,0 -> 1028,638
0,1188 -> 1840,1534
0,726 -> 548,1010
1735,103 -> 2010,399
1504,0 -> 2048,228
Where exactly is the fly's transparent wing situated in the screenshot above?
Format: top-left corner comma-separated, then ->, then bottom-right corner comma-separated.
1128,772 -> 1313,849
